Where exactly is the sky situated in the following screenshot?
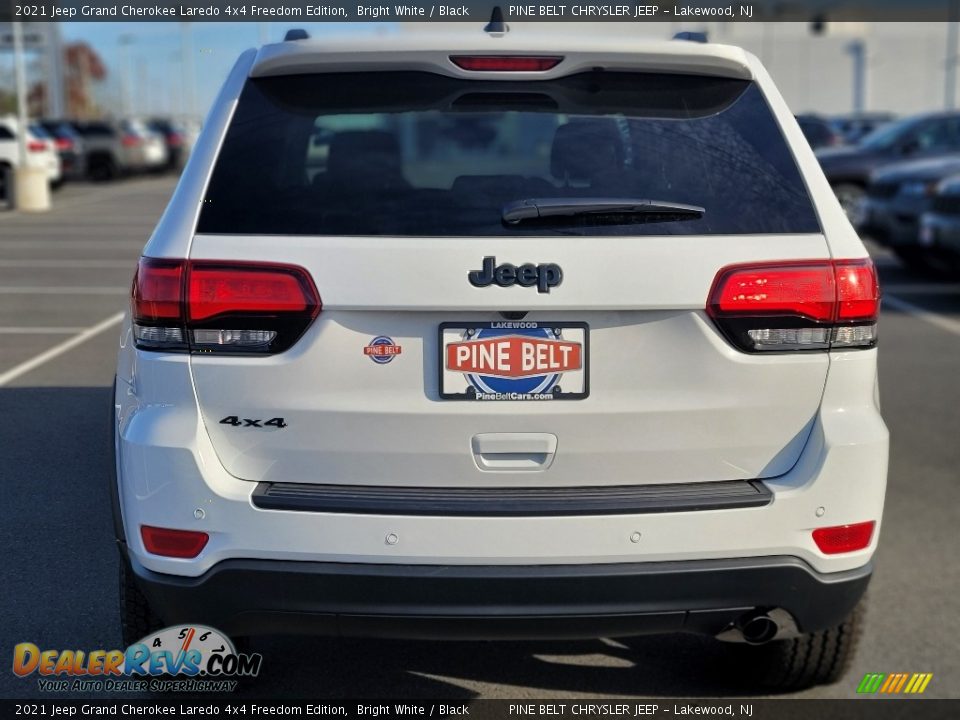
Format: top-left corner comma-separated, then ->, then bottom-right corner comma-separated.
55,22 -> 396,118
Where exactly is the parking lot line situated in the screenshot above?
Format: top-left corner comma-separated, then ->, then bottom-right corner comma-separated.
884,294 -> 960,338
0,286 -> 128,294
0,241 -> 146,249
0,312 -> 124,387
0,260 -> 134,268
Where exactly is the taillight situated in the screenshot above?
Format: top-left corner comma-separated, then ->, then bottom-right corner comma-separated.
132,258 -> 320,354
167,132 -> 184,147
141,525 -> 209,559
812,521 -> 875,554
55,137 -> 74,151
707,259 -> 879,352
121,134 -> 141,147
27,140 -> 46,152
450,56 -> 563,71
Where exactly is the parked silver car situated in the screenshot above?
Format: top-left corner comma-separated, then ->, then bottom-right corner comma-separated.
67,118 -> 168,180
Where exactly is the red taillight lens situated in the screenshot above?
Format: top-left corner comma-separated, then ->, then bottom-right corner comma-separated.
133,258 -> 183,322
27,140 -> 47,152
450,55 -> 563,71
167,132 -> 184,147
55,137 -> 74,151
835,259 -> 880,321
141,525 -> 209,559
131,258 -> 320,354
812,521 -> 875,554
121,134 -> 141,147
707,259 -> 880,352
188,265 -> 315,322
709,263 -> 836,323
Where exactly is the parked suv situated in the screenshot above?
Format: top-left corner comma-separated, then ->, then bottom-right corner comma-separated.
861,155 -> 960,273
817,111 -> 960,223
113,31 -> 887,690
0,116 -> 62,188
69,119 -> 167,180
920,175 -> 960,272
38,120 -> 86,182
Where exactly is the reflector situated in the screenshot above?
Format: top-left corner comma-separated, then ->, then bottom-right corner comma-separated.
140,525 -> 209,558
812,521 -> 875,554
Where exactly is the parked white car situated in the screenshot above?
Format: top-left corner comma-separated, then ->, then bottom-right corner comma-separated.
113,28 -> 887,689
0,116 -> 62,187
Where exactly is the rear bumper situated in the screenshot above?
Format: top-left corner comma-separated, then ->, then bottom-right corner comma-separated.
123,549 -> 872,640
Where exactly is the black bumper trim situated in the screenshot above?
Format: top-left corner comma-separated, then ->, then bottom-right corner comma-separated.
251,480 -> 772,517
125,551 -> 871,641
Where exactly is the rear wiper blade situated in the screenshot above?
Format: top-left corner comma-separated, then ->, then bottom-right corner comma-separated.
502,197 -> 705,225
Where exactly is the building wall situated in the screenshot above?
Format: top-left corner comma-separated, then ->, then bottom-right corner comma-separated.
401,21 -> 956,116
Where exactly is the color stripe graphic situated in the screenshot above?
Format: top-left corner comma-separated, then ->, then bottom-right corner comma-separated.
857,672 -> 933,694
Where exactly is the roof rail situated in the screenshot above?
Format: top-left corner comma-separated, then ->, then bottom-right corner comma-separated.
673,31 -> 708,43
284,29 -> 310,41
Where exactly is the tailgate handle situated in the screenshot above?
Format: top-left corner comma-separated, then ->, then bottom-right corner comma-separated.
471,433 -> 557,472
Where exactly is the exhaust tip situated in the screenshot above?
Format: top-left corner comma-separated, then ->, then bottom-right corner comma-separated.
739,613 -> 779,645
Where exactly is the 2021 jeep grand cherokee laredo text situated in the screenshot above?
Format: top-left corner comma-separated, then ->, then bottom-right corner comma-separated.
113,29 -> 887,689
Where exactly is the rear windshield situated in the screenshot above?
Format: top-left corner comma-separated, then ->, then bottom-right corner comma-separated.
198,71 -> 820,236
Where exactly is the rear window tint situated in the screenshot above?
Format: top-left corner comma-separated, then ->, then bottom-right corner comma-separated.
198,71 -> 820,236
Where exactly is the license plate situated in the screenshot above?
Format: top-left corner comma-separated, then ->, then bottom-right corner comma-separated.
439,322 -> 589,401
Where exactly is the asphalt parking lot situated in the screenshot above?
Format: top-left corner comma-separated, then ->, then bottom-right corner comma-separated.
0,176 -> 958,700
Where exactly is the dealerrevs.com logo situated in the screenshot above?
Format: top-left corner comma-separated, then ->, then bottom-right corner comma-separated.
13,625 -> 261,693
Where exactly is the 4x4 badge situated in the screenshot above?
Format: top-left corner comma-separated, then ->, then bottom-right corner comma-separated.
468,256 -> 562,294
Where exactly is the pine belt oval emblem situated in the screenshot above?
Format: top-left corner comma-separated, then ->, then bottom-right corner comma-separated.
364,336 -> 402,364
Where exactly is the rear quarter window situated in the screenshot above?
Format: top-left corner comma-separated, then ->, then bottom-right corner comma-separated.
198,71 -> 820,237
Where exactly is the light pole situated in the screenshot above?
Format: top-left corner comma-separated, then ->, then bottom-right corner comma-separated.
11,21 -> 50,211
12,22 -> 29,168
137,57 -> 149,116
118,33 -> 134,116
846,39 -> 867,115
44,22 -> 66,118
169,52 -> 183,115
180,23 -> 197,120
946,0 -> 959,109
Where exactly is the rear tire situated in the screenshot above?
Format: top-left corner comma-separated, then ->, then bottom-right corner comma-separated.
734,602 -> 864,691
89,155 -> 117,182
119,560 -> 162,647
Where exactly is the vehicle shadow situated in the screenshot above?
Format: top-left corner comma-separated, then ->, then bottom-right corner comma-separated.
236,634 -> 777,699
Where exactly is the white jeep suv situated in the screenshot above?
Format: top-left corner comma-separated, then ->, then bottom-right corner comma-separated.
113,28 -> 887,690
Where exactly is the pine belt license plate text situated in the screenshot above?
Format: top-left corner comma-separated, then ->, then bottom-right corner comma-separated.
439,322 -> 589,401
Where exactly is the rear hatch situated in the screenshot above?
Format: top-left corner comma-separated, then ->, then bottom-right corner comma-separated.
185,66 -> 830,487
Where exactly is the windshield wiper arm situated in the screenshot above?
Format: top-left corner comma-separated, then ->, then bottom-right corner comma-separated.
502,197 -> 705,225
